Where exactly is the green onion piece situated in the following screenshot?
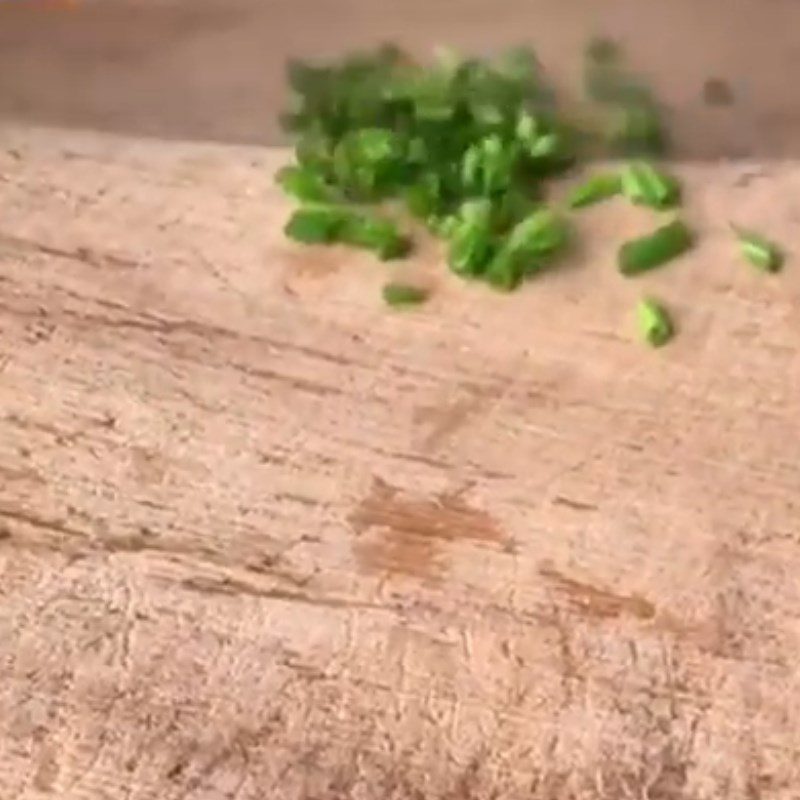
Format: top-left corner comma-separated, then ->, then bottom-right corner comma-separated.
275,165 -> 337,202
516,111 -> 539,144
428,214 -> 458,238
461,134 -> 519,197
733,226 -> 783,273
446,200 -> 496,277
620,161 -> 680,209
332,128 -> 407,199
295,131 -> 335,172
284,205 -> 348,244
527,132 -> 560,159
339,212 -> 411,260
618,219 -> 693,276
491,189 -> 537,233
382,283 -> 428,307
636,298 -> 674,347
405,174 -> 445,221
485,208 -> 568,290
568,173 -> 622,209
506,208 -> 569,260
484,249 -> 526,291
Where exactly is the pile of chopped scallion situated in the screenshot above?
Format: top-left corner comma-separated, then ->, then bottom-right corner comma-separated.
276,41 -> 783,347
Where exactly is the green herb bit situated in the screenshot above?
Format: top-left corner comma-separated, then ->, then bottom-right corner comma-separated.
286,59 -> 331,98
618,219 -> 693,276
332,128 -> 407,199
405,173 -> 445,221
637,298 -> 674,347
506,208 -> 569,259
461,134 -> 519,197
446,200 -> 496,277
284,205 -> 348,245
485,208 -> 569,290
295,130 -> 336,172
425,213 -> 458,239
409,63 -> 460,122
491,189 -> 537,232
568,173 -> 622,209
516,114 -> 574,173
339,212 -> 411,260
733,225 -> 783,273
276,165 -> 337,203
485,249 -> 526,291
527,132 -> 561,159
382,283 -> 429,307
516,111 -> 539,143
620,161 -> 680,209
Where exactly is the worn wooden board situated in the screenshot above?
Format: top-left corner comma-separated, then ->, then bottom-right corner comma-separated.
1,126 -> 800,799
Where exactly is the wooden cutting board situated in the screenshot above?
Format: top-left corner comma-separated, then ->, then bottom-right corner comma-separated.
1,125 -> 799,799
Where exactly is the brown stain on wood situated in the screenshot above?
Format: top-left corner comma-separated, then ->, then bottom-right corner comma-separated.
552,495 -> 597,512
349,477 -> 510,580
541,564 -> 656,621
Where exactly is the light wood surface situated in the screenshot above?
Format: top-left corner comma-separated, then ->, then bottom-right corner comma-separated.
1,125 -> 800,799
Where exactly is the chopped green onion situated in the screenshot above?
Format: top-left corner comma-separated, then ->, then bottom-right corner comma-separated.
620,162 -> 680,209
733,225 -> 783,273
636,298 -> 674,347
491,189 -> 537,233
428,214 -> 458,238
527,132 -> 560,159
618,219 -> 693,276
332,128 -> 407,199
461,134 -> 519,197
284,205 -> 348,244
280,44 -> 710,328
339,212 -> 410,260
405,174 -> 445,220
505,208 -> 569,259
484,249 -> 525,291
485,208 -> 568,290
285,205 -> 409,258
382,283 -> 429,306
446,200 -> 496,277
568,173 -> 622,209
276,165 -> 337,202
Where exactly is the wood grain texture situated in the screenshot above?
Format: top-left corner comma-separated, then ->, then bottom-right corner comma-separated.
1,126 -> 800,799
